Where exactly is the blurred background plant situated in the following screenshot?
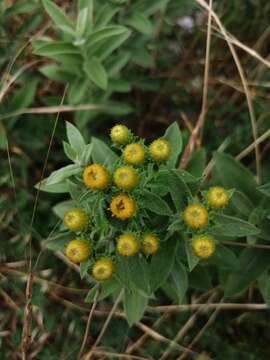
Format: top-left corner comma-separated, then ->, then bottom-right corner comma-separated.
1,0 -> 270,359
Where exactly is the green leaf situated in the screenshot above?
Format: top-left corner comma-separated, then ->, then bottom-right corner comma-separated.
142,190 -> 172,216
163,122 -> 182,167
124,289 -> 148,326
85,279 -> 122,303
258,273 -> 270,306
187,148 -> 206,177
80,259 -> 91,279
91,137 -> 118,165
39,64 -> 73,83
224,248 -> 270,297
63,141 -> 78,162
53,200 -> 77,219
133,0 -> 168,16
210,213 -> 260,237
185,240 -> 200,271
45,164 -> 81,185
84,56 -> 108,90
189,266 -> 212,290
229,190 -> 254,217
76,8 -> 89,37
90,31 -> 131,60
42,0 -> 74,31
170,261 -> 188,303
168,170 -> 192,210
44,233 -> 72,252
209,244 -> 238,270
126,13 -> 152,35
33,41 -> 79,57
95,4 -> 121,29
66,121 -> 86,155
213,152 -> 261,204
258,183 -> 270,198
86,26 -> 129,48
35,180 -> 70,193
150,237 -> 177,291
116,256 -> 151,295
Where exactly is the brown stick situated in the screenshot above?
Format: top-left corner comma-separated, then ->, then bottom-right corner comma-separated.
179,0 -> 213,169
147,303 -> 269,313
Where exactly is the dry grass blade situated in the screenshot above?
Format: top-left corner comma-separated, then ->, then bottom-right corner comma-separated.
236,128 -> 270,161
136,322 -> 199,357
0,103 -> 101,121
194,0 -> 261,182
83,289 -> 124,360
147,303 -> 269,313
180,0 -> 213,169
77,286 -> 101,360
160,291 -> 218,360
176,299 -> 224,360
21,86 -> 68,359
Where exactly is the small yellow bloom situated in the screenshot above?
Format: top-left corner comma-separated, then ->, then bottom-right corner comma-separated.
65,239 -> 90,263
183,203 -> 208,230
207,186 -> 229,209
142,234 -> 159,255
92,257 -> 114,281
110,124 -> 129,144
113,166 -> 138,190
123,143 -> 145,165
63,208 -> 88,232
116,233 -> 139,256
192,235 -> 215,259
149,138 -> 170,161
110,194 -> 136,220
83,163 -> 109,190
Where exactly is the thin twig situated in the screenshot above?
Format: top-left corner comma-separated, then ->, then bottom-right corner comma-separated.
84,289 -> 124,360
176,299 -> 224,360
147,303 -> 270,313
195,0 -> 261,182
77,286 -> 101,360
160,291 -> 218,360
0,103 -> 101,120
180,0 -> 213,169
21,86 -> 68,359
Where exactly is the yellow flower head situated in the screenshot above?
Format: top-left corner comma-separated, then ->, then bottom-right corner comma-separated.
183,203 -> 208,230
63,208 -> 88,232
142,234 -> 159,255
116,233 -> 139,256
65,239 -> 90,263
110,124 -> 129,144
207,186 -> 229,209
192,235 -> 215,259
113,166 -> 138,190
92,257 -> 114,281
110,194 -> 136,220
149,138 -> 171,161
123,143 -> 145,165
83,163 -> 109,190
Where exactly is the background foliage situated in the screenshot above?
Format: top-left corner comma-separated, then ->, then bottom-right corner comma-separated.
1,0 -> 270,359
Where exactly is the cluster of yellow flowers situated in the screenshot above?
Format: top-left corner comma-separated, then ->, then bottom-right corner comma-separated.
183,186 -> 229,259
64,125 -> 171,281
62,124 -> 230,281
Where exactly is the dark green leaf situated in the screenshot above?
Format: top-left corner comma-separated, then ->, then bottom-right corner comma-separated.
150,237 -> 177,291
224,248 -> 270,297
124,289 -> 148,326
163,122 -> 182,167
84,56 -> 108,90
210,213 -> 260,237
142,190 -> 172,216
213,152 -> 261,204
91,137 -> 118,165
